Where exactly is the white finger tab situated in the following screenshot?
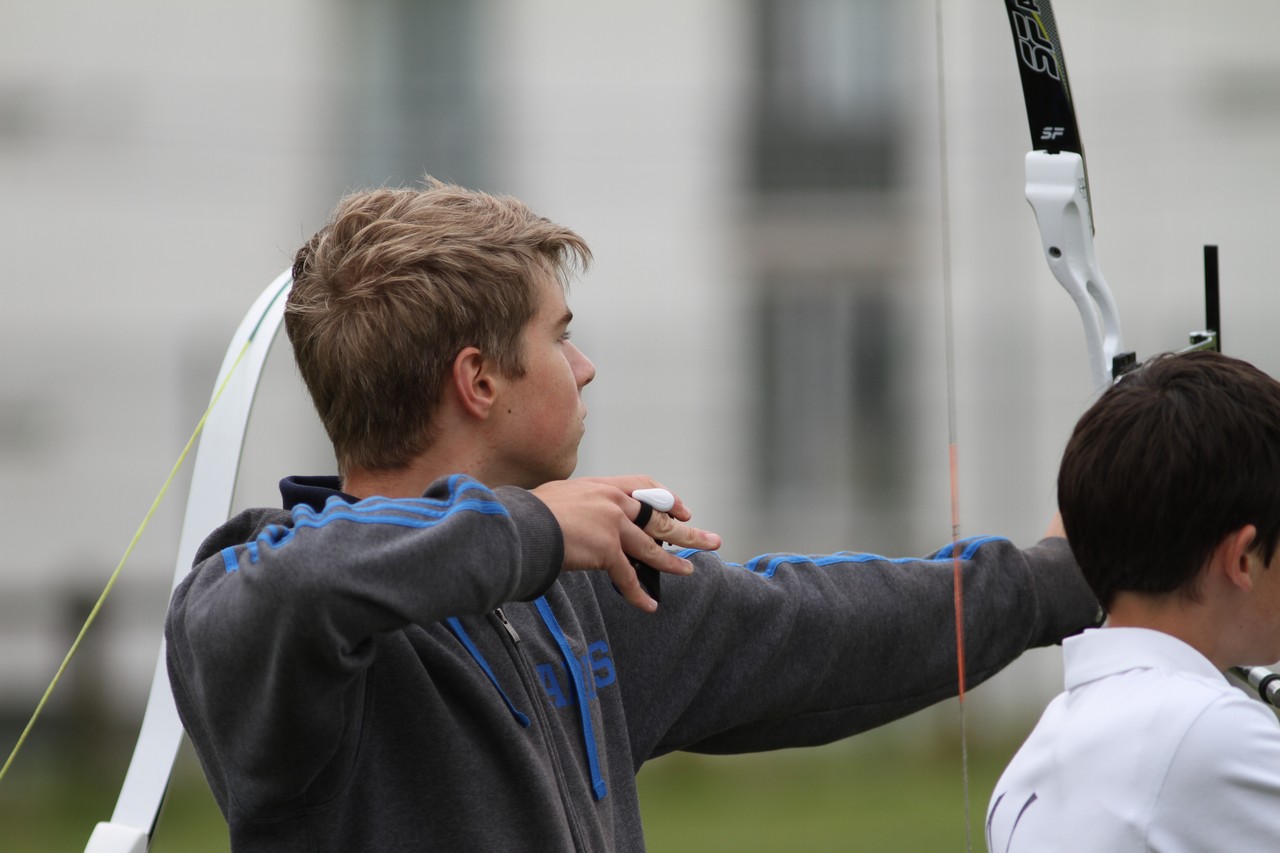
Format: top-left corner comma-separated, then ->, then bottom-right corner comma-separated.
631,488 -> 675,512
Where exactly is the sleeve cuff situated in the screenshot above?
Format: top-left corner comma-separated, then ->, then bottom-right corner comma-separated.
494,486 -> 563,601
1026,536 -> 1104,646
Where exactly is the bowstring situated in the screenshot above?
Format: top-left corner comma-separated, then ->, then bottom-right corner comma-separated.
934,0 -> 973,849
0,334 -> 255,786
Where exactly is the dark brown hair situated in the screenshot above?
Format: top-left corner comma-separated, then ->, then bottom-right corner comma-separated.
1059,350 -> 1280,609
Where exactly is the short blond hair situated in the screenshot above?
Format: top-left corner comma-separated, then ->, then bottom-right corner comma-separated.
285,178 -> 591,475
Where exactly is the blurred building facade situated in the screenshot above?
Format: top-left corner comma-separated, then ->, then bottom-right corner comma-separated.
2,0 -> 1279,753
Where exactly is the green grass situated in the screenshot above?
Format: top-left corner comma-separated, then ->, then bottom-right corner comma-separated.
0,734 -> 228,852
637,734 -> 1012,852
1,715 -> 1017,851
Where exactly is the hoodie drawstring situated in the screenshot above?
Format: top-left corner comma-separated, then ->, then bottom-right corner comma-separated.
534,596 -> 608,801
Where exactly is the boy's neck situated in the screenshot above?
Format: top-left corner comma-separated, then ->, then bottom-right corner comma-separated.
340,427 -> 509,499
1106,592 -> 1236,671
342,468 -> 437,500
343,456 -> 488,500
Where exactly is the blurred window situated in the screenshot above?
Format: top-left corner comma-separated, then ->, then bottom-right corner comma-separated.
747,0 -> 909,531
345,0 -> 486,188
754,278 -> 903,507
751,0 -> 899,192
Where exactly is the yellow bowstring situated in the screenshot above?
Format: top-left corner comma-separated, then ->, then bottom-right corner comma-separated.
0,338 -> 253,785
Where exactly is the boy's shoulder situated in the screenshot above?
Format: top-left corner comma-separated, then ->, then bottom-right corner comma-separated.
990,628 -> 1280,848
1064,627 -> 1223,691
1062,628 -> 1247,730
194,506 -> 293,564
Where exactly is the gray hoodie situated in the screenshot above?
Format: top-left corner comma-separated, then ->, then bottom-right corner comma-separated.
166,474 -> 1097,851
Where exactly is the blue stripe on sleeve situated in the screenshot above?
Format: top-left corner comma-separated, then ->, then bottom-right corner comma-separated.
676,535 -> 1011,579
929,535 -> 1009,561
224,476 -> 510,566
265,481 -> 510,553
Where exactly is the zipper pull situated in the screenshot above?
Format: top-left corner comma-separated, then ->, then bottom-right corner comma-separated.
494,607 -> 520,644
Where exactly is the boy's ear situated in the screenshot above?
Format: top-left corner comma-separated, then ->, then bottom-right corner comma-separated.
451,347 -> 497,419
1220,525 -> 1261,593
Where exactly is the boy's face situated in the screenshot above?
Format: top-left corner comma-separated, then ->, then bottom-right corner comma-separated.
487,269 -> 596,488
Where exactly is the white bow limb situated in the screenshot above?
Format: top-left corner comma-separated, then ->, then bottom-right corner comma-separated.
85,271 -> 293,852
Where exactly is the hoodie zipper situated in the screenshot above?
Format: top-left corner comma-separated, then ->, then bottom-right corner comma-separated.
444,616 -> 529,727
495,606 -> 520,643
489,607 -> 590,851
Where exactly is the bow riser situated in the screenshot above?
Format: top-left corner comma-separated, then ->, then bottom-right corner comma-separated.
1024,150 -> 1130,394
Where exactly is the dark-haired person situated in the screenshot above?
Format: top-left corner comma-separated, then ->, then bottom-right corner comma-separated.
165,178 -> 1100,852
986,350 -> 1280,851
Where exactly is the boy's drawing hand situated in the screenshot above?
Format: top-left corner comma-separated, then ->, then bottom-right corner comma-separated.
532,476 -> 721,612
